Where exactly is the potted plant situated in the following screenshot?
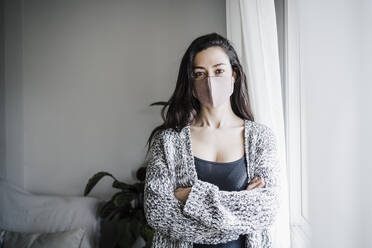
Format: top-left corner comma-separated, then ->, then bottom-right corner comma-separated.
83,166 -> 154,248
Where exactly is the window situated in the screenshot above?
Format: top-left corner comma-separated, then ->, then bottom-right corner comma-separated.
275,0 -> 311,247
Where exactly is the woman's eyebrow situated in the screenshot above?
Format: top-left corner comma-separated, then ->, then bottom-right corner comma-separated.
193,63 -> 226,69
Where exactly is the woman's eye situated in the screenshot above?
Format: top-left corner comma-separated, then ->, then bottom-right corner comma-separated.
193,72 -> 205,78
216,69 -> 225,74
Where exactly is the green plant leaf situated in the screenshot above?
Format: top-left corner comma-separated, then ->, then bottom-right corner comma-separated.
83,171 -> 151,247
140,224 -> 154,248
112,180 -> 137,192
117,218 -> 137,248
107,207 -> 128,221
84,171 -> 116,196
113,191 -> 136,207
100,192 -> 125,218
99,200 -> 116,219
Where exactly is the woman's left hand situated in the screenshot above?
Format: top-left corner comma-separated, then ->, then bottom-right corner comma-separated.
174,187 -> 192,204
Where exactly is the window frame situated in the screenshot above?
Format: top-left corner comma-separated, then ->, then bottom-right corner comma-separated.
282,0 -> 312,247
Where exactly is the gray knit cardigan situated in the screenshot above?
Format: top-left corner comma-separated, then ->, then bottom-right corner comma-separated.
144,119 -> 281,248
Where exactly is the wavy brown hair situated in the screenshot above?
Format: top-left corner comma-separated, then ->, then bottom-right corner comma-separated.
145,32 -> 254,157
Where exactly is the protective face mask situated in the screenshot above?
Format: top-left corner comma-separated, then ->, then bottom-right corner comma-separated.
193,75 -> 234,108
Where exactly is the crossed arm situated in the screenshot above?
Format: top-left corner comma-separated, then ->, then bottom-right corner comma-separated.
143,126 -> 280,243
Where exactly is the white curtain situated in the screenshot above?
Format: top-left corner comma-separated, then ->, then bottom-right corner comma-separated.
226,0 -> 291,247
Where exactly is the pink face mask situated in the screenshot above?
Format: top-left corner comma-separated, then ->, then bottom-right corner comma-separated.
193,75 -> 234,108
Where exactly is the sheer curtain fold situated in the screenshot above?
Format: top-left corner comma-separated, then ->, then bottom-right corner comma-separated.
226,0 -> 291,247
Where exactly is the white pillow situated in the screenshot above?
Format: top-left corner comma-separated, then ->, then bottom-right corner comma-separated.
0,178 -> 102,248
0,228 -> 85,248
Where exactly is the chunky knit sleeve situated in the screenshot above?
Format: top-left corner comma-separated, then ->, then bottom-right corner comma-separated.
143,131 -> 241,244
182,125 -> 281,236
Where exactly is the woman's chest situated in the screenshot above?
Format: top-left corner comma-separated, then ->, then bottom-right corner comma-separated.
190,126 -> 245,163
165,127 -> 255,189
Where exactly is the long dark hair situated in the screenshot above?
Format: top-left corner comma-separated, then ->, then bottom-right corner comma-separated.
145,32 -> 254,157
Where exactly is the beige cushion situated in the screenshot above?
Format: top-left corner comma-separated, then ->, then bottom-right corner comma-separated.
0,228 -> 85,248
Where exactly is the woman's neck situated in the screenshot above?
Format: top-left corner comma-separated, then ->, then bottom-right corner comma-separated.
191,102 -> 243,129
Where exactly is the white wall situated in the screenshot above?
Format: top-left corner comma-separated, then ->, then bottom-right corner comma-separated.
297,0 -> 372,247
1,0 -> 226,200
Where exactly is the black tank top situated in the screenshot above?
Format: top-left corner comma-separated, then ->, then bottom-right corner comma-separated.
193,154 -> 249,248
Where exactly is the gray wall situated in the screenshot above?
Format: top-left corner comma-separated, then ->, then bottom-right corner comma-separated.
0,0 -> 4,178
1,0 -> 226,199
2,0 -> 24,187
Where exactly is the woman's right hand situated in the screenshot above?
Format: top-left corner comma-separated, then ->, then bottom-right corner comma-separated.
246,177 -> 265,190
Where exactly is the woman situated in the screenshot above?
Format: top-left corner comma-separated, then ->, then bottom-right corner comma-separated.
144,33 -> 280,248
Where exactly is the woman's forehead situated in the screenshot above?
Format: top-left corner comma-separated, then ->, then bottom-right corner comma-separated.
193,47 -> 229,68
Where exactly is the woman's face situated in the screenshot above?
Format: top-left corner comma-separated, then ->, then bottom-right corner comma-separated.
192,46 -> 236,81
